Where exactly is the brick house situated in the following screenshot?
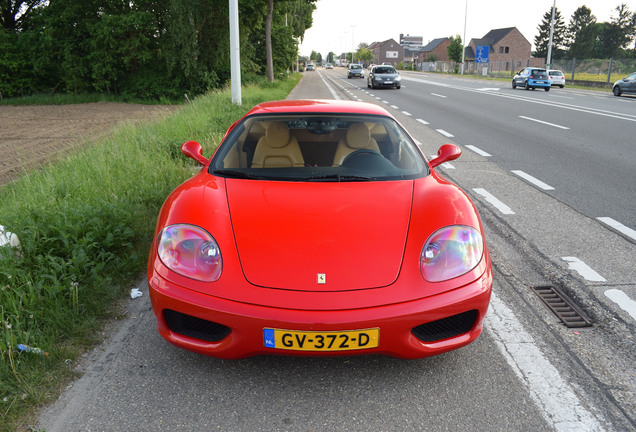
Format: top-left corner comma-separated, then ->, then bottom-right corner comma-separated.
465,27 -> 542,72
368,39 -> 404,66
417,37 -> 451,62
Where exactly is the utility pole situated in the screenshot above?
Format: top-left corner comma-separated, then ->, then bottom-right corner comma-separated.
351,25 -> 356,64
229,0 -> 241,105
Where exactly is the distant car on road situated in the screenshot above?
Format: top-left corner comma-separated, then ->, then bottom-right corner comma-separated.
368,65 -> 401,89
348,64 -> 364,79
326,63 -> 333,69
306,64 -> 315,71
612,72 -> 636,96
512,68 -> 550,91
548,70 -> 565,88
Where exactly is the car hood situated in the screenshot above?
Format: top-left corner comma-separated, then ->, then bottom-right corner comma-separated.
226,180 -> 412,291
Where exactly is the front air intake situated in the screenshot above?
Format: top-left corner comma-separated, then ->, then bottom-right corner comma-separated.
412,310 -> 478,342
163,309 -> 231,342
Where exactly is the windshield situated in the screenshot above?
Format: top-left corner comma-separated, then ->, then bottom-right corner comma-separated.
350,65 -> 362,69
375,67 -> 396,74
209,113 -> 428,181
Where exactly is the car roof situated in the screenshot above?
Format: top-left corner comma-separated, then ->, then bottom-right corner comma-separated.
245,99 -> 393,117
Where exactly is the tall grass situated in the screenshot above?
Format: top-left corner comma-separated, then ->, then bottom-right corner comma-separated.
0,75 -> 301,430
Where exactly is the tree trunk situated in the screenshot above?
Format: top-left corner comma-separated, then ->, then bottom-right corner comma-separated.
266,0 -> 274,82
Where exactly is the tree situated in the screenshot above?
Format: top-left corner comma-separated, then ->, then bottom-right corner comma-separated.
357,47 -> 373,65
566,6 -> 597,59
596,3 -> 636,57
0,0 -> 45,31
534,6 -> 567,58
447,34 -> 462,72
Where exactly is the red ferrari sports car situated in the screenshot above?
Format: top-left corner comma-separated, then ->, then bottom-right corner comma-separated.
148,99 -> 492,359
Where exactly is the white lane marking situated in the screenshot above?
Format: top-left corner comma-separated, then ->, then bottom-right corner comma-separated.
416,119 -> 430,125
473,188 -> 515,214
596,217 -> 636,241
429,155 -> 455,169
465,145 -> 491,157
476,88 -> 500,91
318,71 -> 340,100
436,129 -> 454,138
511,170 -> 555,190
401,75 -> 636,122
561,257 -> 606,282
487,291 -> 605,431
519,115 -> 570,130
604,289 -> 636,321
430,93 -> 447,98
402,111 -> 412,116
391,105 -> 399,109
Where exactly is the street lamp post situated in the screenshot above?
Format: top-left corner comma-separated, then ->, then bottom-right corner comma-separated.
351,25 -> 356,64
461,0 -> 467,74
229,0 -> 241,105
546,0 -> 556,71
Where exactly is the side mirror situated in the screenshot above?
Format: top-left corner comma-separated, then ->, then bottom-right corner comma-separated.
429,144 -> 461,168
181,140 -> 209,166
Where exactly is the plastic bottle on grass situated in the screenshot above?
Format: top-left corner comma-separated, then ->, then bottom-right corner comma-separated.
17,344 -> 49,356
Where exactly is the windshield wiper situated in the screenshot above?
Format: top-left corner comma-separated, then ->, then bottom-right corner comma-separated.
212,169 -> 265,179
301,174 -> 374,182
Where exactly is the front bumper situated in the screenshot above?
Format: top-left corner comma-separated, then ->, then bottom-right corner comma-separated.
148,269 -> 492,359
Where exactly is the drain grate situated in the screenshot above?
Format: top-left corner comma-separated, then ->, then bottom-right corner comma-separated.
533,285 -> 593,328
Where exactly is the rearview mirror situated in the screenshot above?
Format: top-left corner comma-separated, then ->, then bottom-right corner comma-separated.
181,140 -> 209,166
429,144 -> 461,168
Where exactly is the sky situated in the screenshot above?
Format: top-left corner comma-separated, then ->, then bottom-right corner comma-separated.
298,0 -> 628,57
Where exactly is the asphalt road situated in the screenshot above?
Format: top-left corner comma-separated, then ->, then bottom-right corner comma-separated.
38,69 -> 636,431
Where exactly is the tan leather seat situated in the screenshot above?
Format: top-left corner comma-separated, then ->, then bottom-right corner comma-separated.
332,123 -> 380,166
251,122 -> 305,168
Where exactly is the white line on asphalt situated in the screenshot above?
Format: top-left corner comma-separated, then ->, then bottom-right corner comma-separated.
436,129 -> 454,138
318,72 -> 340,100
416,119 -> 430,125
511,170 -> 555,190
402,111 -> 412,116
473,188 -> 515,214
465,145 -> 491,157
519,115 -> 570,129
486,291 -> 605,431
596,217 -> 636,241
561,257 -> 606,282
431,93 -> 447,98
382,100 -> 389,104
604,289 -> 636,321
391,105 -> 399,109
429,155 -> 455,169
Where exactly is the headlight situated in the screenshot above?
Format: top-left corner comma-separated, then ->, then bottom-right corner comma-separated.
420,226 -> 483,282
395,76 -> 401,81
157,224 -> 222,282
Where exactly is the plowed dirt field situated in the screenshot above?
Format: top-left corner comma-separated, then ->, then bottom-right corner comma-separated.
0,103 -> 175,186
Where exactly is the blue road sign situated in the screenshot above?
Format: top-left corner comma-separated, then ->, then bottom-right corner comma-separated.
475,45 -> 489,63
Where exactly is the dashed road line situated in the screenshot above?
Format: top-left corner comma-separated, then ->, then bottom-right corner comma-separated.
512,170 -> 555,190
604,289 -> 636,321
596,217 -> 636,241
473,188 -> 515,215
561,257 -> 606,282
436,129 -> 454,138
519,115 -> 570,130
465,145 -> 491,157
416,119 -> 430,125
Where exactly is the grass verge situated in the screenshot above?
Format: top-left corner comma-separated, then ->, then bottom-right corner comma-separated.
0,74 -> 301,431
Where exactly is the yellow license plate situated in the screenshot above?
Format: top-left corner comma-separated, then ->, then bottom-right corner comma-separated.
263,328 -> 379,352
